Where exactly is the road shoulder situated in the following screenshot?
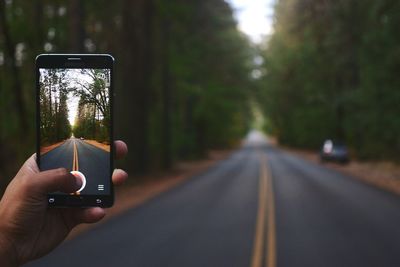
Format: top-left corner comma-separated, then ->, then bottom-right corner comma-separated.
82,139 -> 110,152
40,140 -> 66,155
280,145 -> 400,196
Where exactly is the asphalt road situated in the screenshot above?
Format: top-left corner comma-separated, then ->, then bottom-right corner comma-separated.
41,138 -> 110,194
28,140 -> 400,267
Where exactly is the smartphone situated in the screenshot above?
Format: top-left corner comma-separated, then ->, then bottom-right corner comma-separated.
36,54 -> 114,207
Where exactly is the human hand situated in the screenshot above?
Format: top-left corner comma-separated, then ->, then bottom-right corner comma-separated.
0,140 -> 128,267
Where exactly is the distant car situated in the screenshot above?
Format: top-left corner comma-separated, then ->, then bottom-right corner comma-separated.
80,137 -> 84,140
320,139 -> 349,164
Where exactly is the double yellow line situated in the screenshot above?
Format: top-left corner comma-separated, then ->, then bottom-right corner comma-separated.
72,140 -> 79,171
250,152 -> 276,267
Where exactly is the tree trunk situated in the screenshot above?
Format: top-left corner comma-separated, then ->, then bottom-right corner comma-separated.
33,0 -> 44,51
119,0 -> 154,174
161,16 -> 172,169
68,0 -> 85,52
0,0 -> 27,131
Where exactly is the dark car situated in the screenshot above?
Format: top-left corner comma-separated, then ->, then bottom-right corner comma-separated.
320,139 -> 349,164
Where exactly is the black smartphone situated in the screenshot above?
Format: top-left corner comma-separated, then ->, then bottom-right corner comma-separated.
36,54 -> 114,207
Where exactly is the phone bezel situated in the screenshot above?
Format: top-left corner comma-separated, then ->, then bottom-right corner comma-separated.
36,54 -> 114,207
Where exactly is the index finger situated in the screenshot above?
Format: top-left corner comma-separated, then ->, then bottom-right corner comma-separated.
114,140 -> 128,159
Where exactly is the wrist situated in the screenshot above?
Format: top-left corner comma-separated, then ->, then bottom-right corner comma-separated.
0,228 -> 18,267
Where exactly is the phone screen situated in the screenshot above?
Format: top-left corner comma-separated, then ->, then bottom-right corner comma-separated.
38,67 -> 112,198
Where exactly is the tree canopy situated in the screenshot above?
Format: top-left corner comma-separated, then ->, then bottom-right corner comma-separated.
259,0 -> 400,160
0,0 -> 254,187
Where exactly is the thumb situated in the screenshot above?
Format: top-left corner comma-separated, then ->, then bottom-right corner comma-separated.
31,168 -> 82,195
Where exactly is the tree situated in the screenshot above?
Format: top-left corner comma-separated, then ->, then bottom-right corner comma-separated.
0,0 -> 253,188
260,0 -> 400,159
39,69 -> 71,145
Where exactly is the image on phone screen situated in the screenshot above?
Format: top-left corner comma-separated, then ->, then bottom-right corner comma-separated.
38,68 -> 111,196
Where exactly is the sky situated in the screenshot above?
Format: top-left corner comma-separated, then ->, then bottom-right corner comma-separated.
67,93 -> 79,126
228,0 -> 275,43
66,69 -> 93,126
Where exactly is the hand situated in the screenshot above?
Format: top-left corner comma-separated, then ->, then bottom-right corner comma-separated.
0,140 -> 128,267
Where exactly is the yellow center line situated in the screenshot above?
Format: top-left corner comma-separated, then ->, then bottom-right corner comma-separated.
72,140 -> 79,172
75,141 -> 79,171
265,154 -> 276,267
71,140 -> 81,196
250,152 -> 277,267
72,140 -> 76,171
250,152 -> 268,267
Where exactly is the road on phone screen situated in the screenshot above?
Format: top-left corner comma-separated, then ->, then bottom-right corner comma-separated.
41,138 -> 109,194
27,133 -> 400,267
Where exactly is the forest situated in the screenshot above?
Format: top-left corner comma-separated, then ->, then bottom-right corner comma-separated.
0,0 -> 254,190
2,0 -> 400,193
259,0 -> 400,160
39,69 -> 71,146
71,68 -> 110,143
39,68 -> 110,147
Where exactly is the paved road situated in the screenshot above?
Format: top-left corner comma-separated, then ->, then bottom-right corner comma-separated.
41,138 -> 110,194
28,141 -> 400,267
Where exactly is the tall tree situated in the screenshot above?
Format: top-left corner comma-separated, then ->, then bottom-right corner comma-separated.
68,0 -> 85,52
0,0 -> 27,130
118,0 -> 154,174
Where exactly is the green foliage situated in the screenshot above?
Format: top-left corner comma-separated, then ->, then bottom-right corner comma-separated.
39,69 -> 72,145
260,0 -> 400,159
0,0 -> 253,182
73,96 -> 109,143
70,69 -> 110,143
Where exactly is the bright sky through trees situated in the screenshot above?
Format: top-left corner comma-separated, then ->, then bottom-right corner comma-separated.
228,0 -> 275,43
66,69 -> 94,126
